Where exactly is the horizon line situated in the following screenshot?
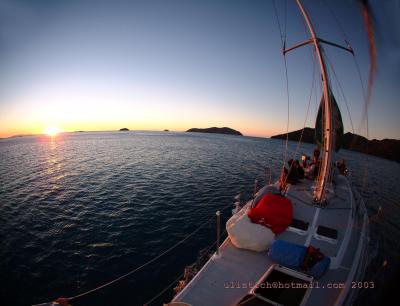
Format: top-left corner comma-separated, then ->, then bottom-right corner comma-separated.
1,127 -> 398,141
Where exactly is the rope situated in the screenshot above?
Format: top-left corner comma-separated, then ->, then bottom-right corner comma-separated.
143,272 -> 184,306
31,214 -> 217,305
31,199 -> 236,306
350,39 -> 370,191
352,55 -> 369,140
283,0 -> 288,43
67,216 -> 214,301
67,216 -> 215,302
272,0 -> 285,47
324,50 -> 355,133
323,0 -> 349,43
352,55 -> 367,109
282,56 -> 290,170
293,56 -> 316,157
324,0 -> 371,143
143,230 -> 228,305
272,0 -> 290,177
281,54 -> 316,189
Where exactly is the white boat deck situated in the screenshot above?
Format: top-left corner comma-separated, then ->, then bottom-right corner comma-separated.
174,238 -> 274,305
172,175 -> 369,306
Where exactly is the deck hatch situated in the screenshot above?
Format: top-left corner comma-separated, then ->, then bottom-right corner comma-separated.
237,294 -> 275,306
290,219 -> 309,231
237,265 -> 313,306
316,225 -> 338,239
288,218 -> 309,235
313,225 -> 338,244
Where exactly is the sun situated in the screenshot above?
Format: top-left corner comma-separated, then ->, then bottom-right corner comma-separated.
44,126 -> 61,136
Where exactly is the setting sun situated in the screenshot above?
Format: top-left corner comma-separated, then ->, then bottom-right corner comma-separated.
44,126 -> 61,136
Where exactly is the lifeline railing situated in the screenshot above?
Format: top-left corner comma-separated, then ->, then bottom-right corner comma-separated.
31,201 -> 235,306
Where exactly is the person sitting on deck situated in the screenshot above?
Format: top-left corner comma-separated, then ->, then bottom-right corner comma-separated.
295,160 -> 305,179
337,159 -> 348,176
286,159 -> 299,184
279,159 -> 300,190
312,148 -> 320,162
305,148 -> 321,179
301,154 -> 310,168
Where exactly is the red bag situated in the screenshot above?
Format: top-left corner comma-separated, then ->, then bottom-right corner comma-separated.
248,193 -> 293,234
302,245 -> 325,270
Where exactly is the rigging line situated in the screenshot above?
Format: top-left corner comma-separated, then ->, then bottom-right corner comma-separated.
283,0 -> 288,43
324,50 -> 355,134
143,272 -> 184,306
293,56 -> 316,157
32,214 -> 216,305
323,0 -> 349,43
192,199 -> 232,219
298,3 -> 319,113
279,15 -> 319,190
282,55 -> 291,169
272,0 -> 290,176
272,0 -> 284,47
281,55 -> 316,188
353,55 -> 367,110
351,52 -> 370,191
144,232 -> 226,306
67,217 -> 215,301
352,55 -> 369,136
31,201 -> 235,306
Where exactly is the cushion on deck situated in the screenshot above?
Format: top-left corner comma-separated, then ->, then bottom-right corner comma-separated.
248,193 -> 293,234
269,240 -> 307,269
227,211 -> 275,252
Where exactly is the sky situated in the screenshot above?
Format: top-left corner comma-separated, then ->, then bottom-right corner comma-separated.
0,0 -> 399,139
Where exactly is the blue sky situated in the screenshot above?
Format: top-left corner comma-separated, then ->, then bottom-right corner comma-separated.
0,0 -> 398,139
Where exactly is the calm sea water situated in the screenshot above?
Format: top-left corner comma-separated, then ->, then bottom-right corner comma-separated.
0,132 -> 399,306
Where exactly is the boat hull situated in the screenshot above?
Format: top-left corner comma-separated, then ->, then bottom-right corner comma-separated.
172,176 -> 370,306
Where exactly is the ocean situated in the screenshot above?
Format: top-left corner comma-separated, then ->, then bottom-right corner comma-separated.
0,131 -> 399,306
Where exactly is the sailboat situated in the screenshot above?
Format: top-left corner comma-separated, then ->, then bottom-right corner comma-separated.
168,1 -> 371,305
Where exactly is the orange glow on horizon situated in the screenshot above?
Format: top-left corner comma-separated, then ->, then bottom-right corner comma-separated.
44,126 -> 61,137
0,122 -> 277,139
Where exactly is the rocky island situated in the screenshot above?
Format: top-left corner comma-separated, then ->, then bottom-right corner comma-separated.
119,128 -> 129,131
271,127 -> 400,163
186,127 -> 242,136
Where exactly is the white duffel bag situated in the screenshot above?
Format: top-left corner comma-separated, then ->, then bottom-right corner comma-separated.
227,209 -> 275,252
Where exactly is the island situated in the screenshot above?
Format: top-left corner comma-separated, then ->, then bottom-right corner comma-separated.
186,127 -> 242,136
271,127 -> 400,163
164,129 -> 169,132
119,128 -> 129,131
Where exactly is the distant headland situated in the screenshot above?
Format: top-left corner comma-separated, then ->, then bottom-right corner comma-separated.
119,128 -> 129,131
271,127 -> 400,163
186,127 -> 242,136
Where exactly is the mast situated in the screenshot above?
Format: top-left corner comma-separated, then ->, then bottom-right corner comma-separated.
295,0 -> 331,203
283,0 -> 354,204
282,0 -> 353,203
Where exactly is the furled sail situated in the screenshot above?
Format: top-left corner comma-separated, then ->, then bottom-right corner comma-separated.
315,91 -> 344,152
